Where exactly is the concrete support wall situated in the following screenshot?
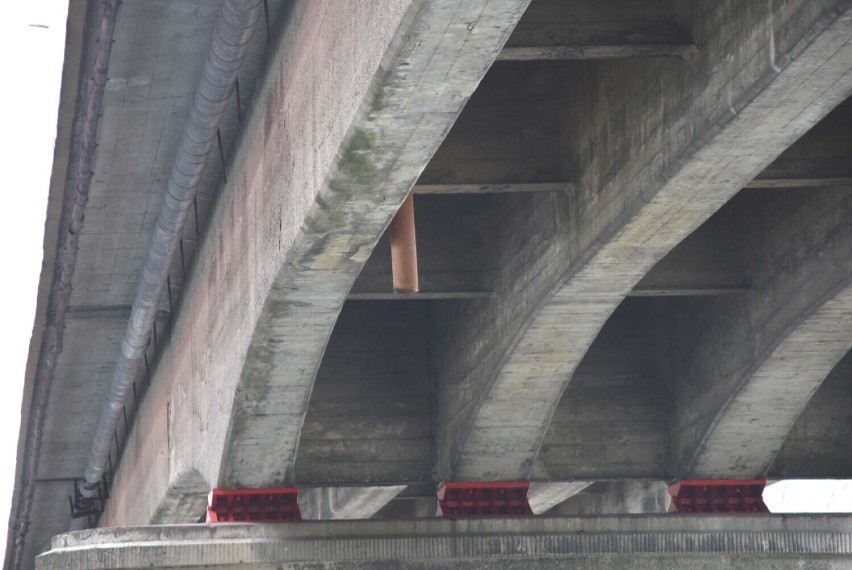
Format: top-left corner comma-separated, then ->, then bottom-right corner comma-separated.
434,0 -> 852,481
534,299 -> 671,480
295,302 -> 431,485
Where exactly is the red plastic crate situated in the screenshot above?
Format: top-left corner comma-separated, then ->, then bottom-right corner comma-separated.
668,479 -> 768,513
437,481 -> 533,516
207,487 -> 301,522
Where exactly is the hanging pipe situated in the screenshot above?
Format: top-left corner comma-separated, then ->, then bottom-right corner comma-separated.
9,1 -> 120,568
80,0 -> 262,497
390,193 -> 419,294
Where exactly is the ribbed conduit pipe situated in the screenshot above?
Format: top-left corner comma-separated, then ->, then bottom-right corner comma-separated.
9,1 -> 120,568
81,0 -> 262,496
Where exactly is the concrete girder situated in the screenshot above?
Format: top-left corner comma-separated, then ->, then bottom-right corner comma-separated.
440,0 -> 852,481
352,192 -> 751,300
502,0 -> 694,62
675,188 -> 852,478
102,0 -> 532,526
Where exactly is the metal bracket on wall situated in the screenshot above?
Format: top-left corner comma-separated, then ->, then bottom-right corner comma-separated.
68,477 -> 109,525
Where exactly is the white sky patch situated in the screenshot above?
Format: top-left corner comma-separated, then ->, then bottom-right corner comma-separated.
0,0 -> 68,558
765,480 -> 852,513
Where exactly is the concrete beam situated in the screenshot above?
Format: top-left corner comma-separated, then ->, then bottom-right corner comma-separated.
498,44 -> 697,61
354,191 -> 750,302
37,516 -> 852,569
438,0 -> 852,482
413,182 -> 573,195
747,177 -> 852,188
347,292 -> 493,301
503,0 -> 694,62
102,0 -> 532,526
674,186 -> 852,478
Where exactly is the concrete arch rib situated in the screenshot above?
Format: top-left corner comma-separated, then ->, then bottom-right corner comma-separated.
100,0 -> 532,527
688,285 -> 852,477
220,0 -> 533,488
449,0 -> 852,481
678,187 -> 852,478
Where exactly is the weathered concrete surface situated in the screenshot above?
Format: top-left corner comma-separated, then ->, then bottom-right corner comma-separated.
502,0 -> 693,61
673,182 -> 852,477
103,0 -> 531,527
533,299 -> 671,480
37,516 -> 852,569
295,301 -> 432,486
437,0 -> 852,481
9,0 -> 274,563
223,0 -> 531,489
299,486 -> 406,520
527,482 -> 591,514
553,481 -> 672,515
770,350 -> 852,478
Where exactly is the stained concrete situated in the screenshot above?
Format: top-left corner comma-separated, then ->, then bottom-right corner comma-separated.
15,0 -> 852,566
553,481 -> 672,515
8,0 -> 277,564
770,350 -> 852,478
434,0 -> 852,481
534,299 -> 671,480
671,185 -> 852,478
527,482 -> 591,514
37,516 -> 852,569
295,302 -> 432,486
299,486 -> 406,521
101,0 -> 533,529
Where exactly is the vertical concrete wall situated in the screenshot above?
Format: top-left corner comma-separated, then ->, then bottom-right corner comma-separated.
535,299 -> 671,480
296,301 -> 431,485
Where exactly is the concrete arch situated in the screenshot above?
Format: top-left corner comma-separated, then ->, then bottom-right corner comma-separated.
219,0 -> 532,489
101,0 -> 532,526
677,188 -> 852,478
444,0 -> 852,481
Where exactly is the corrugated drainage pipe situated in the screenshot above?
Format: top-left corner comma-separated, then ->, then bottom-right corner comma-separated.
80,0 -> 262,499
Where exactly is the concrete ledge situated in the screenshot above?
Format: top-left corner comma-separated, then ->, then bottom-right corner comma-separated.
38,516 -> 852,569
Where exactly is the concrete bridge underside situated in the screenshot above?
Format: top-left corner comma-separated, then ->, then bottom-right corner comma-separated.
8,0 -> 852,568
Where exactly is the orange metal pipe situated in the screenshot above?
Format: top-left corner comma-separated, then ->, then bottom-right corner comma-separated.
390,193 -> 419,294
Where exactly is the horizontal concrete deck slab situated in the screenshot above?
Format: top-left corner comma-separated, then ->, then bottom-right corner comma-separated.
38,515 -> 852,569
